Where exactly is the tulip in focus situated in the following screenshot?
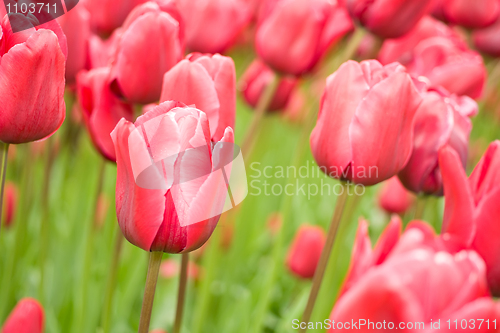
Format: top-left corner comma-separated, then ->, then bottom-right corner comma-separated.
240,60 -> 298,112
398,88 -> 477,195
1,298 -> 44,333
441,0 -> 500,29
256,0 -> 353,76
0,14 -> 66,144
160,53 -> 236,141
111,101 -> 234,253
2,182 -> 18,228
346,0 -> 435,39
175,0 -> 252,54
286,225 -> 326,279
473,18 -> 500,57
77,67 -> 134,162
110,2 -> 184,104
310,60 -> 422,186
378,177 -> 415,215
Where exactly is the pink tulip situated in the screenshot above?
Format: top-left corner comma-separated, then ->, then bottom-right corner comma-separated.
0,14 -> 66,144
109,2 -> 184,104
398,88 -> 477,195
83,0 -> 147,34
240,59 -> 298,112
160,53 -> 236,142
256,0 -> 353,76
346,0 -> 435,39
159,259 -> 201,280
407,37 -> 487,99
310,60 -> 422,186
442,0 -> 500,29
77,67 -> 134,162
57,5 -> 90,82
2,182 -> 18,228
286,225 -> 326,279
1,298 -> 44,333
87,32 -> 120,70
378,177 -> 415,214
150,330 -> 167,333
175,0 -> 252,54
111,101 -> 234,253
473,18 -> 500,57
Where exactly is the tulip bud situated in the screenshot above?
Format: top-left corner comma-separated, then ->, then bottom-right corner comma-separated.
1,298 -> 44,333
378,177 -> 415,214
310,60 -> 422,186
346,0 -> 435,39
442,0 -> 500,29
240,60 -> 298,112
0,14 -> 66,144
2,182 -> 18,228
83,0 -> 147,34
473,18 -> 500,57
256,0 -> 353,76
175,0 -> 252,53
286,225 -> 326,279
87,32 -> 120,70
111,101 -> 234,253
77,67 -> 134,162
160,53 -> 236,142
110,2 -> 184,104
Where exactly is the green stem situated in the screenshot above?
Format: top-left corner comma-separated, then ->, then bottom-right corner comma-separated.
173,253 -> 189,333
300,182 -> 350,333
101,225 -> 125,333
138,251 -> 163,333
0,142 -> 9,239
413,194 -> 428,221
241,73 -> 280,161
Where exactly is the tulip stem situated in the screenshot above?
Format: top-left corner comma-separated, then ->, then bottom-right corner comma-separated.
138,251 -> 163,333
101,225 -> 125,333
173,253 -> 189,333
300,182 -> 349,333
0,142 -> 9,238
413,194 -> 428,221
241,72 -> 280,161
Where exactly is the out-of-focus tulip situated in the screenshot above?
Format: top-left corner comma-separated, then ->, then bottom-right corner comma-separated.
256,0 -> 353,76
2,182 -> 18,228
77,67 -> 134,162
407,37 -> 487,99
473,18 -> 500,57
346,0 -> 435,39
441,0 -> 500,29
87,32 -> 120,70
398,89 -> 477,195
160,53 -> 236,141
150,330 -> 167,333
266,212 -> 282,235
57,5 -> 90,82
175,0 -> 252,54
378,177 -> 415,214
111,101 -> 234,253
159,259 -> 201,280
83,0 -> 147,34
0,14 -> 66,144
240,60 -> 298,112
441,141 -> 500,296
378,16 -> 466,66
286,225 -> 326,279
1,298 -> 44,333
310,60 -> 422,186
109,2 -> 184,104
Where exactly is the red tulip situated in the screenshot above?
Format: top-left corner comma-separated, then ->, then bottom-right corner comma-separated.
175,0 -> 252,54
57,5 -> 90,82
398,88 -> 477,195
407,37 -> 487,99
442,0 -> 500,29
378,177 -> 415,214
2,182 -> 18,228
286,225 -> 326,279
473,18 -> 500,57
256,0 -> 353,76
83,0 -> 147,34
77,67 -> 134,162
111,101 -> 234,253
109,2 -> 184,104
1,298 -> 44,333
310,60 -> 422,186
160,53 -> 236,142
240,59 -> 298,112
0,14 -> 66,144
346,0 -> 435,39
